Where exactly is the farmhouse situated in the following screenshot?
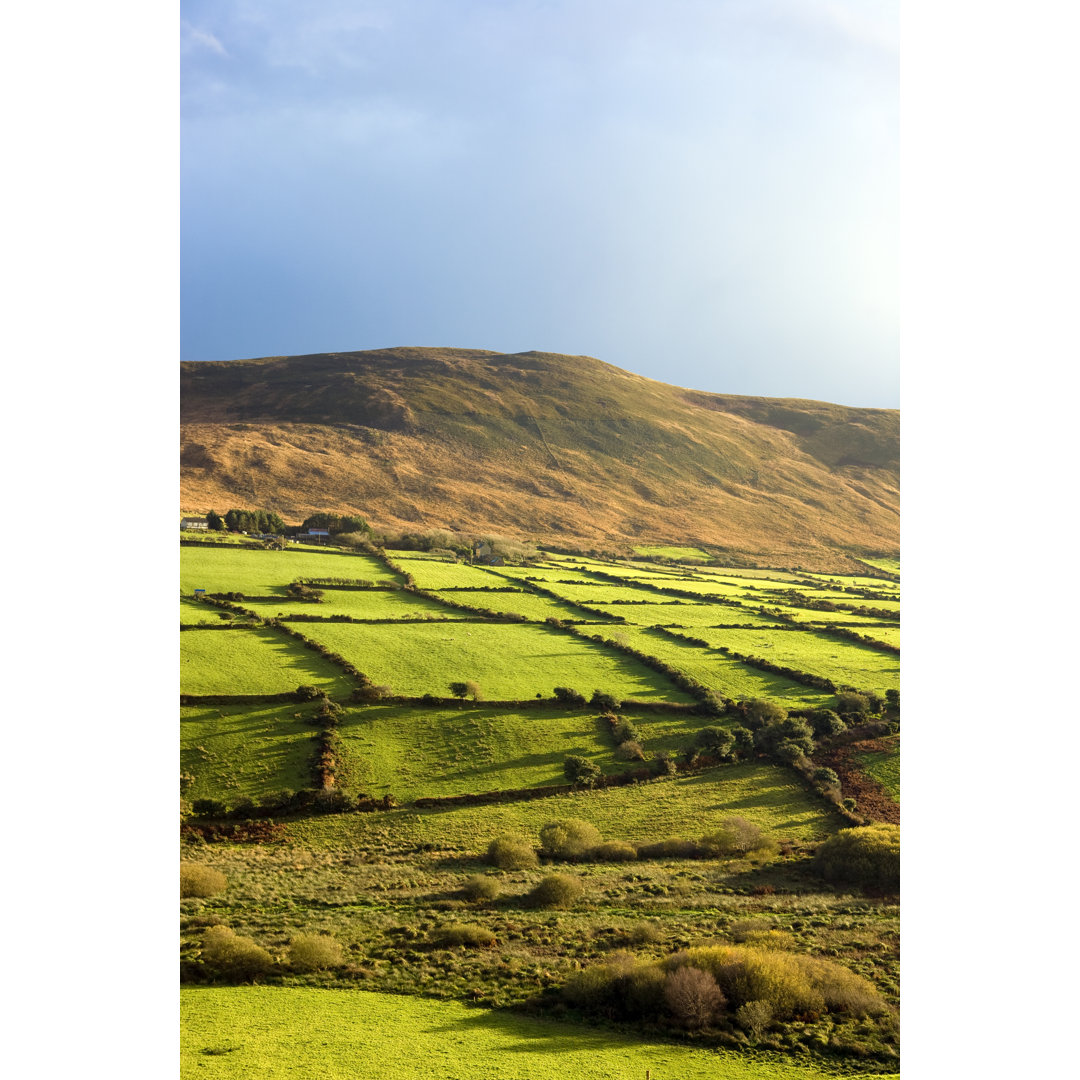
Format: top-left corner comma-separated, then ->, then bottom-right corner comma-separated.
180,517 -> 208,530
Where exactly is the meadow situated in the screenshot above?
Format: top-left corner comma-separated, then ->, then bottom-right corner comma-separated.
180,541 -> 900,1074
180,628 -> 355,696
854,739 -> 900,801
181,547 -> 400,596
292,620 -> 694,702
181,988 -> 896,1080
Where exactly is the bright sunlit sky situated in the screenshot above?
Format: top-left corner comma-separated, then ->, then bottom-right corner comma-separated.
181,0 -> 898,406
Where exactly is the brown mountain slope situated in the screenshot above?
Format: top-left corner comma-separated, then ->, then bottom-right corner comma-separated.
180,348 -> 898,569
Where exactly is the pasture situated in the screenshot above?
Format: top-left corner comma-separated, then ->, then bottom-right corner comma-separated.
180,547 -> 400,597
338,703 -> 743,801
432,588 -> 589,622
688,628 -> 899,695
181,988 -> 891,1080
855,738 -> 900,801
583,600 -> 782,628
293,620 -> 695,702
240,588 -> 471,621
180,628 -> 355,696
181,703 -> 317,803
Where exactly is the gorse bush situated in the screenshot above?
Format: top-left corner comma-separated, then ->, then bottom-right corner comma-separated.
592,839 -> 638,862
485,834 -> 538,870
527,873 -> 584,909
813,823 -> 900,892
289,933 -> 343,972
461,874 -> 501,902
563,755 -> 602,788
200,926 -> 274,981
180,863 -> 227,898
699,816 -> 779,860
434,923 -> 497,947
615,739 -> 645,761
539,819 -> 603,860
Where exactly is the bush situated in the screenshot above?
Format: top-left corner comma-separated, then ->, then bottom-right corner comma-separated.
590,690 -> 619,711
461,875 -> 501,902
813,824 -> 899,892
693,726 -> 734,757
664,966 -> 726,1029
435,923 -> 497,947
812,767 -> 840,789
612,718 -> 640,743
592,840 -> 638,862
200,926 -> 274,981
553,686 -> 587,706
736,999 -> 773,1038
742,699 -> 788,727
295,685 -> 324,702
528,874 -> 584,909
809,709 -> 846,738
835,691 -> 871,716
754,716 -> 815,758
289,933 -> 343,971
486,834 -> 538,870
180,863 -> 227,898
191,798 -> 228,818
653,751 -> 677,776
636,837 -> 702,860
700,817 -> 779,859
563,755 -> 602,788
615,740 -> 645,761
352,684 -> 391,703
539,819 -> 603,860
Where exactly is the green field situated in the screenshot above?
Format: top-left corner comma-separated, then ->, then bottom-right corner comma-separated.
181,988 -> 891,1080
618,627 -> 831,707
584,600 -> 781,628
240,588 -> 472,621
292,621 -> 693,701
337,703 -> 738,801
857,557 -> 900,575
290,760 -> 840,850
181,596 -> 229,625
856,737 -> 900,801
180,628 -> 355,696
181,547 -> 400,596
688,628 -> 899,695
181,702 -> 317,803
432,588 -> 589,622
389,554 -> 512,589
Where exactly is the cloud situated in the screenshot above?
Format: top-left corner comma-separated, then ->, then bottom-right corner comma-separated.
181,19 -> 228,57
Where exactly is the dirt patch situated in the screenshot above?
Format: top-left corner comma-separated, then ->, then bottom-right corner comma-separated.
817,739 -> 899,825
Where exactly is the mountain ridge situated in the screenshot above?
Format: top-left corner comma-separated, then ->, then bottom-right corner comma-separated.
181,347 -> 898,571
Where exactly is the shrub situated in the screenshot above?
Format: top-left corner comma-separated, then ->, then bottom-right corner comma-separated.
590,690 -> 619,711
693,726 -> 734,757
729,725 -> 754,753
486,834 -> 538,870
636,837 -> 702,860
435,923 -> 497,948
625,921 -> 662,944
289,933 -> 343,972
461,875 -> 501,902
200,926 -> 274,981
352,684 -> 391,703
653,751 -> 677,776
528,874 -> 584,909
612,718 -> 640,743
592,840 -> 638,862
812,767 -> 840,789
464,680 -> 483,701
813,824 -> 899,892
809,709 -> 846,738
295,685 -> 324,701
563,755 -> 602,788
699,817 -> 779,859
835,691 -> 871,716
539,819 -> 603,860
664,966 -> 726,1029
180,863 -> 227,898
191,798 -> 228,818
553,686 -> 587,706
615,740 -> 645,761
742,699 -> 788,727
754,716 -> 815,758
449,681 -> 469,700
736,999 -> 773,1038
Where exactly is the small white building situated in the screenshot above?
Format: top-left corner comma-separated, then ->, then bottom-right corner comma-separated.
180,517 -> 208,531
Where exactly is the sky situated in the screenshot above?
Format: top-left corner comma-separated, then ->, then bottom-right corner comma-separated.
181,0 -> 898,407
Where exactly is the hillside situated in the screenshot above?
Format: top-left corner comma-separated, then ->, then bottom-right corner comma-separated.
180,347 -> 898,570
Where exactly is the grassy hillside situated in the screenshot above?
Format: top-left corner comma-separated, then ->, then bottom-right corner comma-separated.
181,348 -> 898,570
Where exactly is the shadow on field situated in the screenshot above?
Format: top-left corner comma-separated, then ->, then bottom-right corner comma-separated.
422,1006 -> 623,1055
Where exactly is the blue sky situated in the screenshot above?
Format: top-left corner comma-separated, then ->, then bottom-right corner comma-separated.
181,0 -> 898,406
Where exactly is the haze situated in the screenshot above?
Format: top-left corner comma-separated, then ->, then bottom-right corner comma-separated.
181,0 -> 898,407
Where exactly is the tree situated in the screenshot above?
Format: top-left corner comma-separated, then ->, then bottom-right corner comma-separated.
464,680 -> 482,701
742,699 -> 788,728
590,690 -> 619,711
664,966 -> 725,1029
449,682 -> 469,700
553,686 -> 587,706
753,716 -> 815,759
206,510 -> 224,531
694,726 -> 735,759
563,755 -> 602,788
